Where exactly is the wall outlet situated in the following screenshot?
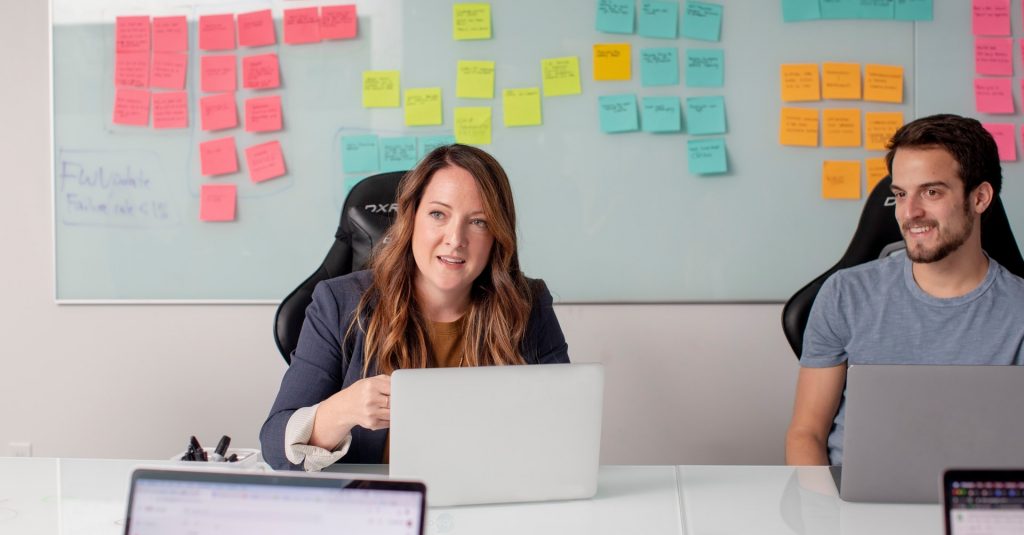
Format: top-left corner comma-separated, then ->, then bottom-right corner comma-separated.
9,442 -> 31,457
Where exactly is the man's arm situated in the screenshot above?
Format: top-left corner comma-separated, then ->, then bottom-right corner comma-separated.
785,364 -> 847,465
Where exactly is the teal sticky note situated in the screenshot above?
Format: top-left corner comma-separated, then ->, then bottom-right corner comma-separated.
685,49 -> 724,88
894,0 -> 931,20
641,97 -> 682,133
597,0 -> 635,34
598,94 -> 639,133
379,137 -> 418,172
685,96 -> 726,135
638,1 -> 679,39
859,0 -> 894,19
687,138 -> 727,175
640,48 -> 679,87
419,135 -> 456,159
341,134 -> 379,173
820,0 -> 860,19
681,0 -> 722,42
781,0 -> 821,21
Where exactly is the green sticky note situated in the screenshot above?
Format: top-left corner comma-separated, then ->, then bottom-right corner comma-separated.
362,71 -> 400,108
686,96 -> 726,135
503,88 -> 542,127
341,135 -> 379,173
641,96 -> 682,133
598,94 -> 639,133
597,0 -> 635,34
541,57 -> 582,97
685,49 -> 723,88
419,135 -> 456,159
456,60 -> 495,99
687,138 -> 728,175
820,0 -> 860,19
641,47 -> 679,87
781,0 -> 821,21
859,0 -> 894,19
894,0 -> 931,20
379,137 -> 418,172
682,1 -> 722,42
639,1 -> 679,39
453,3 -> 491,40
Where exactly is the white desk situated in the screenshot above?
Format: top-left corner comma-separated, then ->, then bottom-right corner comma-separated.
0,458 -> 942,534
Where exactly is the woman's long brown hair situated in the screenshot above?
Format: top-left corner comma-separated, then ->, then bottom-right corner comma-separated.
351,144 -> 531,376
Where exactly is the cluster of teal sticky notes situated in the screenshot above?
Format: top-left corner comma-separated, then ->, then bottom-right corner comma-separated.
681,0 -> 722,42
820,0 -> 860,19
342,134 -> 380,173
640,48 -> 679,87
639,1 -> 679,39
685,49 -> 723,88
598,94 -> 639,133
895,0 -> 932,21
686,96 -> 726,135
687,138 -> 727,175
597,0 -> 635,34
380,137 -> 418,172
641,97 -> 682,133
781,0 -> 821,21
418,135 -> 456,159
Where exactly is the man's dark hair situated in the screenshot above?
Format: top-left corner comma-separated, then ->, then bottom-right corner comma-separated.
885,114 -> 1002,196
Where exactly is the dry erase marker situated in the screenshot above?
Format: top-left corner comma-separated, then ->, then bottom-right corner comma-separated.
210,435 -> 231,462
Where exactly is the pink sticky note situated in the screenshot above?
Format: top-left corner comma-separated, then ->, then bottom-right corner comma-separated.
150,53 -> 187,90
115,16 -> 150,53
238,9 -> 276,47
115,52 -> 149,88
200,184 -> 237,221
983,123 -> 1017,161
975,78 -> 1014,113
113,88 -> 150,126
284,7 -> 321,44
200,93 -> 238,131
973,0 -> 1010,36
976,38 -> 1013,76
153,91 -> 188,129
201,55 -> 237,93
152,16 -> 187,52
199,137 -> 238,176
321,5 -> 358,40
245,140 -> 287,182
199,14 -> 236,50
242,54 -> 280,89
245,95 -> 283,132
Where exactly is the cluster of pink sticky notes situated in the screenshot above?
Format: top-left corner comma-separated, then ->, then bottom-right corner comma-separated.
113,88 -> 150,125
973,0 -> 1011,36
199,14 -> 236,50
242,54 -> 280,89
200,137 -> 239,176
113,15 -> 190,128
200,93 -> 238,131
238,9 -> 276,47
201,55 -> 236,92
245,95 -> 283,132
982,123 -> 1017,161
975,78 -> 1014,113
975,38 -> 1013,76
245,140 -> 287,182
284,4 -> 358,45
200,184 -> 237,221
153,91 -> 188,129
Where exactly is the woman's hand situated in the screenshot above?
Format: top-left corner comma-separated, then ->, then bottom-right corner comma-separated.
309,374 -> 391,449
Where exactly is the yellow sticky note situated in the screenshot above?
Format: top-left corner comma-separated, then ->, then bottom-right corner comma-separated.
503,87 -> 542,127
456,60 -> 495,99
864,111 -> 904,151
864,64 -> 904,103
822,160 -> 862,200
541,56 -> 582,97
822,108 -> 861,147
780,64 -> 820,102
822,62 -> 861,100
454,106 -> 491,144
453,3 -> 491,40
779,107 -> 819,147
404,88 -> 442,126
593,43 -> 631,81
362,70 -> 400,108
865,157 -> 889,193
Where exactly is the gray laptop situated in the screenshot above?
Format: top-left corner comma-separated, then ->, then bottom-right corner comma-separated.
836,365 -> 1024,503
389,363 -> 604,506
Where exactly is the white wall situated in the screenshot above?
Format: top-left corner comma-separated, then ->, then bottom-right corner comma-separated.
0,1 -> 798,464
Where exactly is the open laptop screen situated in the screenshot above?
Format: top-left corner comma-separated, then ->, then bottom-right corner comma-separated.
125,468 -> 425,535
944,470 -> 1024,535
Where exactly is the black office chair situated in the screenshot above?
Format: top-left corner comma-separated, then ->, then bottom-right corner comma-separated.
273,171 -> 406,364
781,175 -> 1024,359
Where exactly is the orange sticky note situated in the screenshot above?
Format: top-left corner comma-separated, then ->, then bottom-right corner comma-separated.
864,111 -> 904,151
245,95 -> 282,132
284,7 -> 322,44
153,91 -> 188,129
150,53 -> 187,90
983,123 -> 1017,161
822,62 -> 861,100
779,107 -> 818,147
780,64 -> 820,102
865,157 -> 889,193
116,16 -> 150,53
242,54 -> 280,89
238,9 -> 276,47
245,140 -> 287,182
321,5 -> 358,40
112,88 -> 150,126
200,184 -> 237,221
115,52 -> 149,88
201,55 -> 236,93
822,109 -> 861,147
199,14 -> 236,51
594,43 -> 631,81
152,16 -> 187,52
822,160 -> 862,200
864,64 -> 903,103
976,78 -> 1014,113
199,137 -> 238,176
200,93 -> 238,131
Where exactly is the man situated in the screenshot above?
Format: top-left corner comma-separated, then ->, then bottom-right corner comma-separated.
786,114 -> 1024,466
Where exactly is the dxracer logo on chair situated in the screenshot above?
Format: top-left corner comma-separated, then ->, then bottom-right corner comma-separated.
365,203 -> 398,213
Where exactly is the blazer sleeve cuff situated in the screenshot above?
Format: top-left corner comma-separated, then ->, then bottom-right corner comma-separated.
284,404 -> 352,471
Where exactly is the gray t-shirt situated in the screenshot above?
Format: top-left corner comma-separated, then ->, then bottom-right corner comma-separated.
801,252 -> 1024,465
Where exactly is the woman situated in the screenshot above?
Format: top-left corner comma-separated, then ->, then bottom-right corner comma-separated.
260,144 -> 570,470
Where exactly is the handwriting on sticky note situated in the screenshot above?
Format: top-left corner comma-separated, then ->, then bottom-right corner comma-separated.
341,134 -> 379,173
640,48 -> 679,87
363,71 -> 400,107
864,112 -> 903,151
822,62 -> 861,100
200,93 -> 238,131
245,95 -> 282,132
780,64 -> 820,101
682,0 -> 722,42
687,138 -> 728,175
152,16 -> 186,52
641,96 -> 681,133
199,137 -> 238,176
597,0 -> 635,34
199,14 -> 236,51
822,160 -> 861,200
594,43 -> 632,81
454,107 -> 492,144
200,184 -> 236,221
865,158 -> 888,192
153,91 -> 188,129
822,109 -> 861,147
201,55 -> 236,93
242,54 -> 280,89
456,60 -> 495,99
322,5 -> 358,40
116,16 -> 150,53
973,0 -> 1010,36
238,9 -> 276,47
686,49 -> 723,88
245,140 -> 286,182
863,64 -> 903,103
150,53 -> 187,90
380,137 -> 419,172
113,88 -> 150,126
541,57 -> 582,96
639,1 -> 679,39
503,88 -> 542,127
115,53 -> 149,88
453,3 -> 491,40
419,135 -> 456,158
983,123 -> 1017,161
779,107 -> 819,146
975,38 -> 1013,76
284,7 -> 321,44
685,96 -> 726,135
975,78 -> 1014,113
598,94 -> 639,133
405,88 -> 443,126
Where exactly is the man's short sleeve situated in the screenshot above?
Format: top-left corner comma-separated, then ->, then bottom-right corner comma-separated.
800,274 -> 850,368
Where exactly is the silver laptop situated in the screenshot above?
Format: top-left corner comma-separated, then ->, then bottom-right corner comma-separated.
389,363 -> 604,506
837,365 -> 1024,503
944,469 -> 1024,535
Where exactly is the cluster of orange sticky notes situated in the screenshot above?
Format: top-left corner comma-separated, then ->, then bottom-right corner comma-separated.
113,15 -> 190,129
779,108 -> 819,146
593,43 -> 631,81
782,63 -> 903,103
822,160 -> 862,200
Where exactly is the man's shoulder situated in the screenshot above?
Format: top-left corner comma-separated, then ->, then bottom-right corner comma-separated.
991,259 -> 1024,296
825,254 -> 905,292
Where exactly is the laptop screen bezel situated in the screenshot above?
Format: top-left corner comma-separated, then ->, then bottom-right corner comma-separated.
943,468 -> 1024,535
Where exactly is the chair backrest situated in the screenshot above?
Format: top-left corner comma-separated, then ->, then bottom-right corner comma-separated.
273,171 -> 406,364
781,176 -> 1024,359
